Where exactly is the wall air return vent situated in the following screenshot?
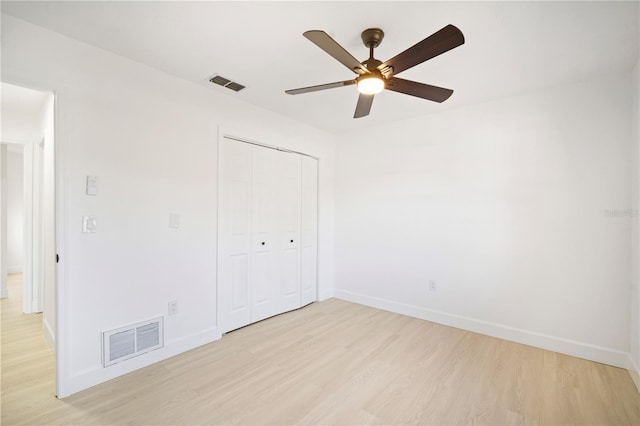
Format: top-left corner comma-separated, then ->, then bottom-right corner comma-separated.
209,74 -> 246,92
102,317 -> 164,367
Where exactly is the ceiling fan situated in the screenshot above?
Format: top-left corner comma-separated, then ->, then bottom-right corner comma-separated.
285,25 -> 465,118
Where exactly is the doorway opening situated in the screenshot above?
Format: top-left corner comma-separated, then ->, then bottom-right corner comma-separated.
1,82 -> 56,390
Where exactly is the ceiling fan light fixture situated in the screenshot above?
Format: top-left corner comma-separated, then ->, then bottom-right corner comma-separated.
357,75 -> 384,95
286,24 -> 465,118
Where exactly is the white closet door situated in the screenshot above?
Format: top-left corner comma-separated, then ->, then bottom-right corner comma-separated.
250,145 -> 279,323
277,152 -> 302,313
219,138 -> 252,333
219,138 -> 318,333
300,156 -> 318,306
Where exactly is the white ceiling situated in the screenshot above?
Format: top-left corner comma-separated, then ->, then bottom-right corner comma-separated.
2,1 -> 638,134
1,82 -> 49,119
1,82 -> 50,145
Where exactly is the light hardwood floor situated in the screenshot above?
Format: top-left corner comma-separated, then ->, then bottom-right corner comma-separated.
2,273 -> 639,425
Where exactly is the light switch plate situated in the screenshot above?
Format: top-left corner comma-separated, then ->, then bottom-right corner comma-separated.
86,176 -> 98,196
169,213 -> 180,229
82,216 -> 97,233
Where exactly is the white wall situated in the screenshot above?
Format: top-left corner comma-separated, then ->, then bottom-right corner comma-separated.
6,148 -> 24,273
1,14 -> 335,397
630,58 -> 640,390
334,72 -> 633,368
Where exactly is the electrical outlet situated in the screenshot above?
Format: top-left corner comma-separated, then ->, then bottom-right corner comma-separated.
168,300 -> 178,316
429,280 -> 437,292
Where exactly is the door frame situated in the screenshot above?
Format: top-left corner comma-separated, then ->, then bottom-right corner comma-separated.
1,80 -> 66,397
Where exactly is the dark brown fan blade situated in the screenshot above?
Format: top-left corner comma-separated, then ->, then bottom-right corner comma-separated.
354,93 -> 374,118
385,77 -> 453,102
285,79 -> 357,95
304,30 -> 369,75
378,25 -> 464,77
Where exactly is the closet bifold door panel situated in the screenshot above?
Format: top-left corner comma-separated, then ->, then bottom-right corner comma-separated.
219,137 -> 318,334
300,156 -> 318,306
277,152 -> 302,313
219,138 -> 252,333
250,145 -> 279,323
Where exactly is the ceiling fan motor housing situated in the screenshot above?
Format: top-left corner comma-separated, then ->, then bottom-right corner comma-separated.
360,28 -> 387,78
361,28 -> 385,48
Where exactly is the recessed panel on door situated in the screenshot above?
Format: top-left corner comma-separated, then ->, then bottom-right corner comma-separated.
300,156 -> 318,305
300,246 -> 317,304
231,182 -> 249,236
252,251 -> 270,305
281,248 -> 300,298
230,254 -> 248,311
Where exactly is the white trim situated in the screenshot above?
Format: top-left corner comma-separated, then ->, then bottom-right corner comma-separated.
53,89 -> 69,399
0,145 -> 6,302
223,134 -> 319,160
65,327 -> 221,397
318,288 -> 334,301
628,354 -> 640,393
334,288 -> 630,369
0,138 -> 33,146
7,266 -> 23,274
215,126 -> 222,333
23,142 -> 34,314
32,139 -> 44,313
43,317 -> 55,350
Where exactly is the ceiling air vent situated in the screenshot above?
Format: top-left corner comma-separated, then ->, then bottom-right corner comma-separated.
209,75 -> 246,92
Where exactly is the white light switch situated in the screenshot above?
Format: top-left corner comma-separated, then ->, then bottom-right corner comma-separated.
169,213 -> 180,229
86,176 -> 98,195
82,216 -> 97,233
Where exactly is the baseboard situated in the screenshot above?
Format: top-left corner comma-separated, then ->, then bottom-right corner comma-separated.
334,288 -> 629,369
628,354 -> 640,393
62,327 -> 222,398
42,317 -> 55,350
7,266 -> 22,274
318,288 -> 334,301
